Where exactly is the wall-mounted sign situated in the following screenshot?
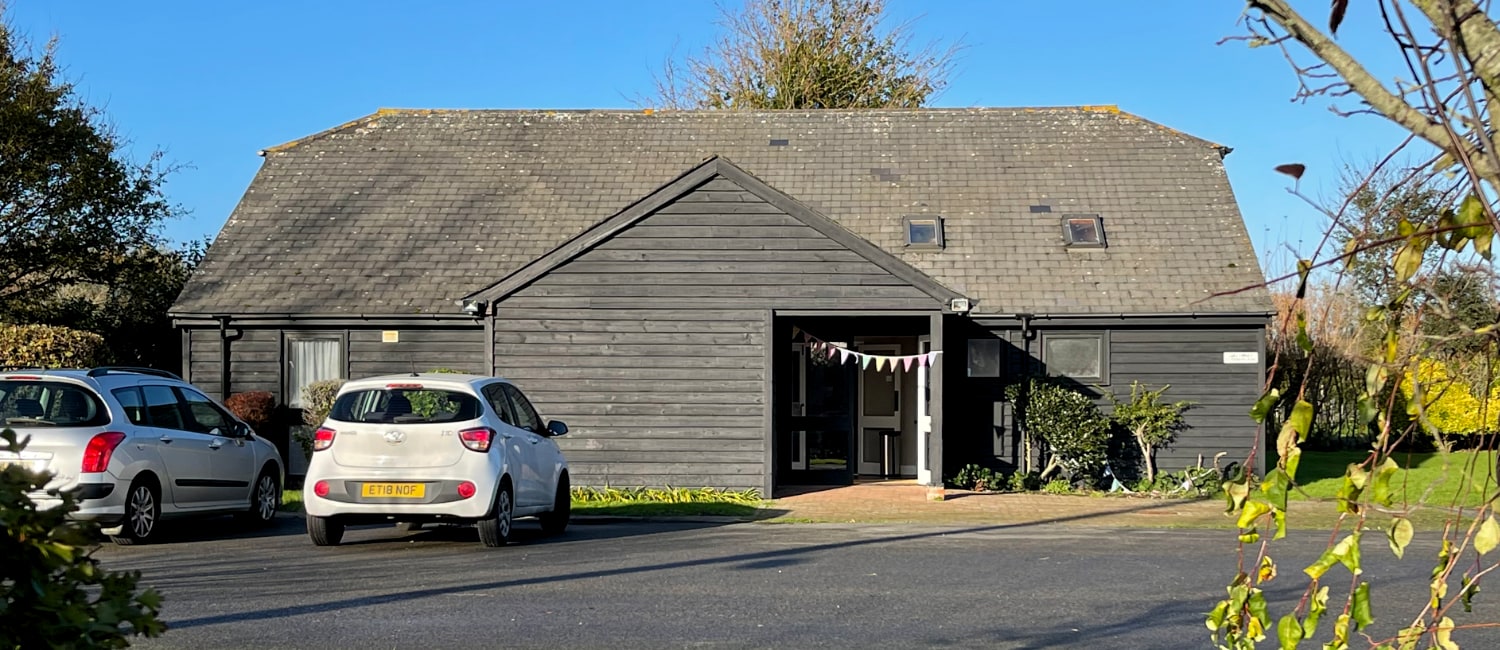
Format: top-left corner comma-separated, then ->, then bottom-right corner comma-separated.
1223,351 -> 1258,364
382,331 -> 400,344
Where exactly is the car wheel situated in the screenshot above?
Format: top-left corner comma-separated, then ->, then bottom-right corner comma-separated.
110,479 -> 161,546
477,481 -> 514,548
538,474 -> 570,536
307,514 -> 344,546
396,521 -> 424,532
237,468 -> 280,527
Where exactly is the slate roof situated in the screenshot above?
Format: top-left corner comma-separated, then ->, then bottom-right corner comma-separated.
171,107 -> 1271,317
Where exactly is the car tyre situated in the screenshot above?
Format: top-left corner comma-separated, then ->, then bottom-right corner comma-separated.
237,468 -> 280,527
396,521 -> 424,532
477,481 -> 513,548
307,514 -> 345,546
538,474 -> 570,536
110,479 -> 161,546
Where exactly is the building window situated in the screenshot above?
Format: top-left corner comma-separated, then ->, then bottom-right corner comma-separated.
967,338 -> 1001,378
904,215 -> 944,249
285,332 -> 345,408
1063,215 -> 1105,247
1043,333 -> 1107,382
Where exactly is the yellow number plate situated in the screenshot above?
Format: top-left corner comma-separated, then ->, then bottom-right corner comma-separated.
360,483 -> 426,499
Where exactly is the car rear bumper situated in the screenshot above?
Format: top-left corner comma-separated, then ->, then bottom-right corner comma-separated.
304,475 -> 498,519
30,482 -> 127,524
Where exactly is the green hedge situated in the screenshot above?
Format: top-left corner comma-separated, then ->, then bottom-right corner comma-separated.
0,324 -> 111,368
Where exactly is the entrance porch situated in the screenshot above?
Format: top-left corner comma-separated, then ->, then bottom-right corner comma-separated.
772,313 -> 945,489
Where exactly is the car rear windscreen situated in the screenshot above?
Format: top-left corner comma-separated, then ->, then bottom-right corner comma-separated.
329,388 -> 482,424
0,381 -> 109,427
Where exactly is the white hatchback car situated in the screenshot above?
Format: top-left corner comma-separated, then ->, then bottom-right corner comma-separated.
302,373 -> 571,547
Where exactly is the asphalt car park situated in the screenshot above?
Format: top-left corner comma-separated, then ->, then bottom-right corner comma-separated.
96,516 -> 1500,649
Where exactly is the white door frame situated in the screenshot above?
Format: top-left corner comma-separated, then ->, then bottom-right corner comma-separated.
916,335 -> 932,485
856,343 -> 902,476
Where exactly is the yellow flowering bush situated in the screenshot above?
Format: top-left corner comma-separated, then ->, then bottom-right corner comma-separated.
1400,359 -> 1500,435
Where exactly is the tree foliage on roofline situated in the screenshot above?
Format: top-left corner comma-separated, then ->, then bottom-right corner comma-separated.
651,0 -> 960,110
0,15 -> 175,314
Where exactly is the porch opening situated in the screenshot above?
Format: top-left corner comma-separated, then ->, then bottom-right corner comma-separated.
773,315 -> 936,488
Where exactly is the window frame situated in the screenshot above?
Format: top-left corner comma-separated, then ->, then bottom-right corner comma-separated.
902,215 -> 945,250
501,384 -> 543,434
1040,331 -> 1110,384
283,331 -> 348,409
1062,214 -> 1106,248
176,386 -> 239,436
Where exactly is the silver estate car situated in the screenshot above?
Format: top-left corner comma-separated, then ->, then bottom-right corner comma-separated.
0,366 -> 285,545
303,373 -> 570,547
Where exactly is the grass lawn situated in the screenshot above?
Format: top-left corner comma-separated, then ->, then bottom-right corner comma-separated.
281,490 -> 303,513
1291,450 -> 1498,507
1281,450 -> 1499,531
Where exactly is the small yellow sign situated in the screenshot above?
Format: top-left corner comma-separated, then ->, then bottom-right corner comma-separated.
381,330 -> 400,343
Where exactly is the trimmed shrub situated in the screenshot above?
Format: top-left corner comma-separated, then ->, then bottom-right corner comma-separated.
0,323 -> 110,368
299,379 -> 346,427
1007,378 -> 1113,484
224,391 -> 275,430
951,463 -> 1008,492
1,429 -> 165,646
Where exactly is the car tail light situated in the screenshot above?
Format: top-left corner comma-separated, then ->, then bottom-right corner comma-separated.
81,432 -> 126,473
313,481 -> 330,497
312,427 -> 336,451
386,383 -> 423,390
458,427 -> 494,452
457,481 -> 477,499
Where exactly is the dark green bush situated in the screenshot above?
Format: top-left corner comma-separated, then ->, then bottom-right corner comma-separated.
0,429 -> 165,647
951,464 -> 1007,492
1007,378 -> 1113,484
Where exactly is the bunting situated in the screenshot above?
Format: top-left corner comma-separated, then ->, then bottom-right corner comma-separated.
791,326 -> 941,372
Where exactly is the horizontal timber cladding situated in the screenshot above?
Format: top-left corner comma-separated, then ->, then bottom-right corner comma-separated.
493,175 -> 943,490
347,328 -> 486,378
186,328 -> 280,401
184,325 -> 483,403
1086,327 -> 1263,473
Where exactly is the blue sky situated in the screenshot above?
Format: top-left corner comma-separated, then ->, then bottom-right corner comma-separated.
9,0 -> 1416,280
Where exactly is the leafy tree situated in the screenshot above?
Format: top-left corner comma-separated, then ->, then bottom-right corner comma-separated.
1106,382 -> 1192,484
1,429 -> 165,648
1332,165 -> 1449,311
652,0 -> 959,109
0,18 -> 176,315
1212,2 -> 1500,647
16,241 -> 205,370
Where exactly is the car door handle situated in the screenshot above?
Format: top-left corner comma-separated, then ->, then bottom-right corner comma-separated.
528,438 -> 540,445
209,439 -> 224,450
159,436 -> 174,444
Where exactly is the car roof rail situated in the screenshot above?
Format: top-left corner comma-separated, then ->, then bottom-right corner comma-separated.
86,366 -> 183,380
0,366 -> 47,373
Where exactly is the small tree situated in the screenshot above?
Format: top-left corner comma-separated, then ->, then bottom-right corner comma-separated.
651,0 -> 959,110
1008,378 -> 1112,483
0,429 -> 165,647
1106,382 -> 1192,484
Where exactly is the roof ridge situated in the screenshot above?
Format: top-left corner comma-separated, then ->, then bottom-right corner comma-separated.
256,104 -> 1231,157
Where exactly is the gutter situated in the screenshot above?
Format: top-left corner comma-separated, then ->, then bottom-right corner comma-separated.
976,311 -> 1274,321
217,316 -> 245,399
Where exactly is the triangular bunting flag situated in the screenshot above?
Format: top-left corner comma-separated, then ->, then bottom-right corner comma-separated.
802,332 -> 812,344
861,354 -> 873,370
791,326 -> 801,340
838,348 -> 852,364
827,345 -> 838,360
902,356 -> 916,372
927,351 -> 940,365
875,356 -> 887,371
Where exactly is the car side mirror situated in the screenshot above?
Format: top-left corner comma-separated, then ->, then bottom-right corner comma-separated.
233,422 -> 253,438
546,420 -> 569,437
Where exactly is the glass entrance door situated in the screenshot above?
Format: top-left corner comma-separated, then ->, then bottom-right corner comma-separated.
857,344 -> 902,476
786,341 -> 855,483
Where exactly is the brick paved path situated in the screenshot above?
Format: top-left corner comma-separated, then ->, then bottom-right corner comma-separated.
766,480 -> 1233,528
